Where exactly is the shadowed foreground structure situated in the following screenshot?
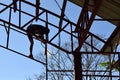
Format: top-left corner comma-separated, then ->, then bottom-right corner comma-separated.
0,0 -> 120,80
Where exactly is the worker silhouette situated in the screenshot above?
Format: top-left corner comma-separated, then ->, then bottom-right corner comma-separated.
26,24 -> 50,58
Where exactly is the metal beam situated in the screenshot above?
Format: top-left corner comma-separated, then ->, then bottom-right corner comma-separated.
74,0 -> 103,80
36,0 -> 40,21
59,0 -> 67,29
0,19 -> 70,54
13,0 -> 17,12
75,0 -> 89,32
75,0 -> 103,52
74,0 -> 89,79
0,44 -> 46,65
69,0 -> 120,26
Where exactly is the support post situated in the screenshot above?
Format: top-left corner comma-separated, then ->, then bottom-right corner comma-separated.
19,0 -> 21,27
13,0 -> 17,12
74,52 -> 82,80
45,12 -> 48,80
73,0 -> 103,80
36,0 -> 40,21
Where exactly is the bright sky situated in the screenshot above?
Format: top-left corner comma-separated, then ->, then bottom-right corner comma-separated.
0,0 -> 116,80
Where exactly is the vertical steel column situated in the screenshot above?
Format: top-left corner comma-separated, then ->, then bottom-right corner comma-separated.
74,0 -> 89,80
13,0 -> 17,12
58,1 -> 67,79
36,0 -> 40,21
74,0 -> 103,80
45,12 -> 48,80
70,23 -> 74,53
19,0 -> 21,27
74,51 -> 82,80
108,54 -> 112,80
118,52 -> 120,79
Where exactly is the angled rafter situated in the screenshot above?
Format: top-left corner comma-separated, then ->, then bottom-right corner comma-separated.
74,0 -> 103,80
59,0 -> 67,29
75,0 -> 103,52
0,2 -> 14,13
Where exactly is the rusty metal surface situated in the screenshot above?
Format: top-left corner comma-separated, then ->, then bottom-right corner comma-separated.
69,0 -> 120,26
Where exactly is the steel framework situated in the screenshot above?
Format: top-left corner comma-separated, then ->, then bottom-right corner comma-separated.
0,0 -> 120,80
